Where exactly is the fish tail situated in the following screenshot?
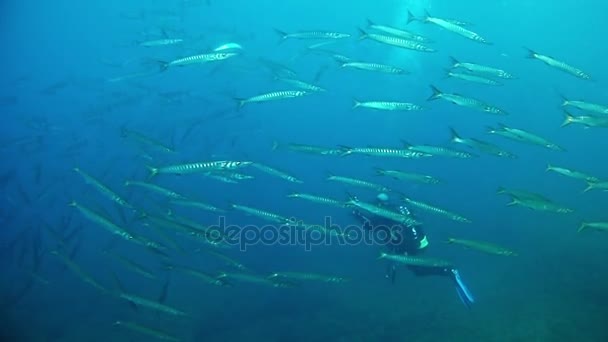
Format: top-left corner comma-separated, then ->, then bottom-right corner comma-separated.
448,127 -> 461,143
561,111 -> 575,127
577,222 -> 588,233
155,60 -> 170,72
233,97 -> 246,110
557,92 -> 569,106
357,28 -> 368,40
373,167 -> 385,175
523,46 -> 537,59
427,85 -> 442,101
496,186 -> 506,194
271,141 -> 280,150
583,182 -> 595,193
352,99 -> 361,109
145,165 -> 159,180
377,252 -> 387,260
448,56 -> 459,67
68,201 -> 77,207
366,18 -> 375,27
545,164 -> 553,172
406,10 -> 419,24
337,145 -> 353,156
273,28 -> 288,43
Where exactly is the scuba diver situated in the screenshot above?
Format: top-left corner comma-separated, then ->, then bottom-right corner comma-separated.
351,192 -> 475,308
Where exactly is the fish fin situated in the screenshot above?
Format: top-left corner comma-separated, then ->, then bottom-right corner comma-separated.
523,46 -> 537,59
337,145 -> 353,156
577,222 -> 588,233
145,165 -> 158,180
400,140 -> 412,149
427,85 -> 442,101
557,92 -> 568,106
561,111 -> 574,127
445,238 -> 455,244
155,60 -> 170,72
233,97 -> 246,111
366,18 -> 375,27
273,28 -> 288,43
448,127 -> 461,143
356,28 -> 368,40
352,99 -> 361,109
449,56 -> 459,67
506,199 -> 519,206
583,182 -> 595,193
271,141 -> 280,150
406,10 -> 419,24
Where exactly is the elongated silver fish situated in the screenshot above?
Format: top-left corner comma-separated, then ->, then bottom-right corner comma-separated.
449,127 -> 516,158
447,238 -> 517,256
121,127 -> 175,153
70,202 -> 135,241
341,61 -> 407,74
404,142 -> 475,159
402,197 -> 471,223
338,146 -> 430,159
378,252 -> 453,268
583,181 -> 608,193
347,196 -> 420,226
375,168 -> 440,184
366,19 -> 431,42
287,192 -> 346,208
487,124 -> 564,151
561,111 -> 608,128
546,164 -> 599,183
560,96 -> 608,114
353,100 -> 424,111
446,70 -> 502,86
428,85 -> 508,115
269,272 -> 349,283
274,29 -> 350,41
251,163 -> 302,183
525,48 -> 590,80
449,57 -> 514,79
408,11 -> 490,44
327,175 -> 391,192
73,168 -> 133,208
170,199 -> 225,213
358,29 -> 435,52
275,77 -> 326,92
160,52 -> 237,70
138,38 -> 184,47
231,204 -> 291,224
507,197 -> 573,214
147,161 -> 251,178
125,180 -> 187,200
118,292 -> 187,316
235,90 -> 310,109
578,221 -> 608,233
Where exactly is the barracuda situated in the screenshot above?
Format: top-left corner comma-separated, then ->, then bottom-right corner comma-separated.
447,238 -> 517,256
428,85 -> 508,115
358,29 -> 436,52
341,61 -> 407,74
352,100 -> 424,111
525,48 -> 591,80
449,57 -> 514,79
287,192 -> 346,208
147,161 -> 251,178
402,197 -> 471,223
408,11 -> 490,44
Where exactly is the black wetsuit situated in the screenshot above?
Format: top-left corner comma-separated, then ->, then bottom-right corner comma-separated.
352,203 -> 453,283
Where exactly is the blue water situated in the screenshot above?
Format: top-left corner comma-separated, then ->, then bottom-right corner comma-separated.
2,0 -> 608,341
